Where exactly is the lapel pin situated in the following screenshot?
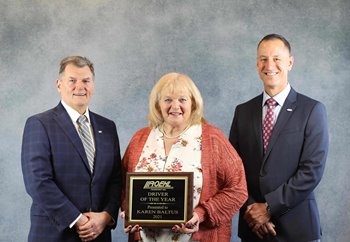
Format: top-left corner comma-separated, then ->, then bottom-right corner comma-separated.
98,130 -> 102,133
287,108 -> 293,112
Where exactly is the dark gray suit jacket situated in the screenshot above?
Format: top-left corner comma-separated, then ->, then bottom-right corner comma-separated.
21,102 -> 122,242
229,88 -> 328,242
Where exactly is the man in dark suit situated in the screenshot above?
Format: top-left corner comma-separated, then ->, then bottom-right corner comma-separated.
229,34 -> 328,242
21,56 -> 122,242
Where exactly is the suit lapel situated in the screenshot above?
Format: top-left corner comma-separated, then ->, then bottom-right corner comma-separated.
262,89 -> 297,164
253,94 -> 264,158
89,112 -> 103,178
53,103 -> 92,174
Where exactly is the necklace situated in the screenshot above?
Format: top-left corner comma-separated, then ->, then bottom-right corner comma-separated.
160,123 -> 191,139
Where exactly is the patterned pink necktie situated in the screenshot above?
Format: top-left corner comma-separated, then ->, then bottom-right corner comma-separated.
263,98 -> 277,153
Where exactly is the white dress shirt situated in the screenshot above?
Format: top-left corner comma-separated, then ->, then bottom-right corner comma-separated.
262,83 -> 291,124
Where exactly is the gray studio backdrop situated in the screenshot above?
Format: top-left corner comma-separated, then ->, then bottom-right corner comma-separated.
1,0 -> 349,241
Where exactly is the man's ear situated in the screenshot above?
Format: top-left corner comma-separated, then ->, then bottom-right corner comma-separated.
56,79 -> 61,92
288,56 -> 294,71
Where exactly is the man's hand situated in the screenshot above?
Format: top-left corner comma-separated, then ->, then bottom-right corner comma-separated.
253,221 -> 277,239
75,214 -> 89,227
244,203 -> 270,227
76,211 -> 111,241
244,203 -> 277,238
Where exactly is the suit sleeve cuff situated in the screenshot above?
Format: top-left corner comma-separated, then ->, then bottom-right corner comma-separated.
69,213 -> 82,228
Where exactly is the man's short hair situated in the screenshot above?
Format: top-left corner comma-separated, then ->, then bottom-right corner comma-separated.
59,56 -> 95,78
258,34 -> 291,54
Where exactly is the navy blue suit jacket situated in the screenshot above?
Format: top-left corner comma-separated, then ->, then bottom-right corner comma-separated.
21,103 -> 122,242
229,88 -> 328,241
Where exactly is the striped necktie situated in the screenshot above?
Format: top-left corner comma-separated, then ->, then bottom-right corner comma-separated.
77,115 -> 95,173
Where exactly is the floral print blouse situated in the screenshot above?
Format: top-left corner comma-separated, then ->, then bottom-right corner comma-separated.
134,124 -> 203,242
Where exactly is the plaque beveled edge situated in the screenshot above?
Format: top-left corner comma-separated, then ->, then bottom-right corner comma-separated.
125,172 -> 193,228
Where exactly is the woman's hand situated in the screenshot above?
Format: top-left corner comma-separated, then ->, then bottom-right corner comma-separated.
172,212 -> 199,234
120,211 -> 143,233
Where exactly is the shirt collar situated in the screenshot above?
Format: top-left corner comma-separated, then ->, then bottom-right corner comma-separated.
262,83 -> 291,107
61,100 -> 91,124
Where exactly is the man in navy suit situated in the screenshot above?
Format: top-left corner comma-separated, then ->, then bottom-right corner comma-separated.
229,34 -> 328,242
21,56 -> 122,242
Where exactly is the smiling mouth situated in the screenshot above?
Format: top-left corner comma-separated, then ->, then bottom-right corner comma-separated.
264,72 -> 278,76
169,112 -> 182,116
74,93 -> 86,96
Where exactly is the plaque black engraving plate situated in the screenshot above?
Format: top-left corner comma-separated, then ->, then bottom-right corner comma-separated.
125,172 -> 193,227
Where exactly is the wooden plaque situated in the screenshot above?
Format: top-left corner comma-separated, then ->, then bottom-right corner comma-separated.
125,172 -> 193,228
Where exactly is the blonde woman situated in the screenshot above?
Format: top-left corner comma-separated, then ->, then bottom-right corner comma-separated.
121,72 -> 247,242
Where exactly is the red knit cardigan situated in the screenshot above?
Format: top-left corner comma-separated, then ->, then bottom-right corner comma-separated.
121,123 -> 248,242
